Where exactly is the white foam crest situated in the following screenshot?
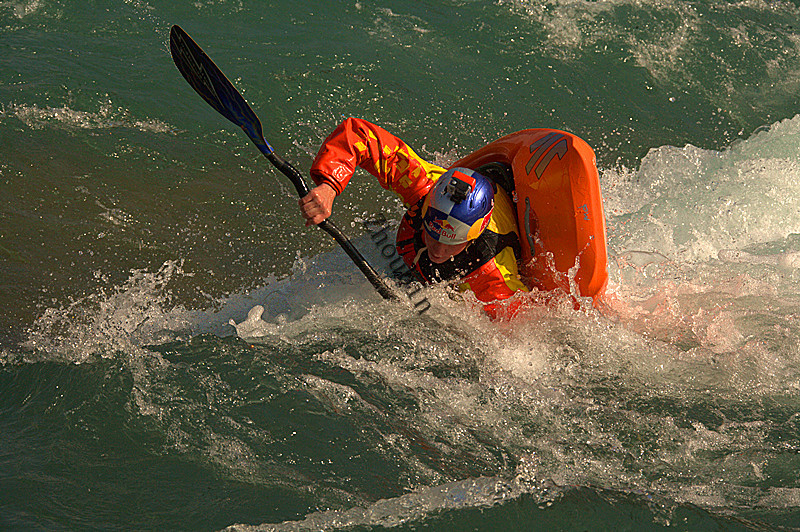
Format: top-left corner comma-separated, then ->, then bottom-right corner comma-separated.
23,260 -> 193,362
1,100 -> 175,134
603,115 -> 800,263
225,475 -> 550,532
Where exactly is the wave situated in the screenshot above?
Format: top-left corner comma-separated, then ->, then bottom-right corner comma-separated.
603,114 -> 800,263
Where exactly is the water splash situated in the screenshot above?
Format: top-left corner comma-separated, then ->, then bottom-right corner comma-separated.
1,99 -> 176,134
22,260 -> 193,362
604,115 -> 800,263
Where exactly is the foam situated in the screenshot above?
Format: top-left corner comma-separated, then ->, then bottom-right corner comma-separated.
604,115 -> 800,263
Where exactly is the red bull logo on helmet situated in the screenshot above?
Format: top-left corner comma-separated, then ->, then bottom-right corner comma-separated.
426,216 -> 459,241
429,218 -> 456,233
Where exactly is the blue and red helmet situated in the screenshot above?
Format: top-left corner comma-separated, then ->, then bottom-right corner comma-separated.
422,167 -> 494,245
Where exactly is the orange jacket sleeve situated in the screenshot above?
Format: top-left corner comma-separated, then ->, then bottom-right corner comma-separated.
310,117 -> 446,207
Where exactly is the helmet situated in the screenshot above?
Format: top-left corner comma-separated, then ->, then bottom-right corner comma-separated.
422,167 -> 494,245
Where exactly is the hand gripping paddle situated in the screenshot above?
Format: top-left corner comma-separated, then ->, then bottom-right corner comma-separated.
169,25 -> 399,302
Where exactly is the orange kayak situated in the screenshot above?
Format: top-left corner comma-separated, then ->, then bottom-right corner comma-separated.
454,129 -> 608,305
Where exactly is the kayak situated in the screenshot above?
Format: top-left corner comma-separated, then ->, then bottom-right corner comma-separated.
453,129 -> 608,305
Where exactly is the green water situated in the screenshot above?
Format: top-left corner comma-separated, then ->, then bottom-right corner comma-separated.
3,0 -> 800,530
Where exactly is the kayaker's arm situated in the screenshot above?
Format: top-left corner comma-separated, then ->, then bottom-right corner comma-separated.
309,117 -> 446,207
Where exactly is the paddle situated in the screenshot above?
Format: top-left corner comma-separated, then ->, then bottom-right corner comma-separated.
169,25 -> 399,302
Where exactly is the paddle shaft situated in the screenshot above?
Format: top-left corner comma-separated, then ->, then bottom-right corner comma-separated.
169,25 -> 399,302
262,148 -> 399,301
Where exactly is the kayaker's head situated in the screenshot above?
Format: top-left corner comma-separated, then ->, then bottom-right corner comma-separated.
421,167 -> 494,263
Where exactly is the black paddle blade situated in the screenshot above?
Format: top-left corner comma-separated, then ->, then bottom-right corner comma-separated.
169,25 -> 273,153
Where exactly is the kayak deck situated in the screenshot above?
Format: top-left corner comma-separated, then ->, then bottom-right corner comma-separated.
454,129 -> 608,305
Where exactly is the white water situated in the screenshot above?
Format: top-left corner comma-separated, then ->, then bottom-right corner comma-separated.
13,114 -> 800,530
19,114 -> 800,371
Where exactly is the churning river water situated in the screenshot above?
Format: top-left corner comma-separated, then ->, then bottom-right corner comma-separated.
3,1 -> 800,530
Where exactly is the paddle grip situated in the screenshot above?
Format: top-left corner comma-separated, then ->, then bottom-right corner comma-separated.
263,151 -> 399,302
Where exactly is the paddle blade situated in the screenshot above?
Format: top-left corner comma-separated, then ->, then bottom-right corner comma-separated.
169,25 -> 273,153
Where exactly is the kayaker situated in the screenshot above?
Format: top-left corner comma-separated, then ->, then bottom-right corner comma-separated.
299,117 -> 528,318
